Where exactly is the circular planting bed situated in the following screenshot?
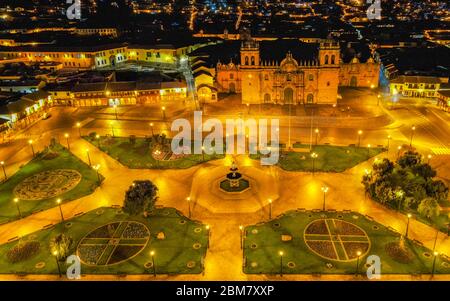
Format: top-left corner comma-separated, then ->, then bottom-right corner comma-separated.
194,227 -> 202,233
13,169 -> 82,200
287,262 -> 296,269
304,219 -> 370,262
65,222 -> 73,228
35,262 -> 46,269
187,261 -> 196,269
193,243 -> 202,250
77,221 -> 150,266
251,229 -> 258,234
144,261 -> 153,269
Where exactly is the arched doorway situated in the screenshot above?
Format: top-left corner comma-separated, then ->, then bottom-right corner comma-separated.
350,76 -> 357,87
264,93 -> 271,103
284,88 -> 294,104
306,94 -> 314,104
229,83 -> 236,93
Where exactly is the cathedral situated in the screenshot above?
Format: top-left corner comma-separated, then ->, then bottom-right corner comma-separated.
191,38 -> 380,105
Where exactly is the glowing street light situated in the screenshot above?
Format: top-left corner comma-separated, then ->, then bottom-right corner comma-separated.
397,146 -> 402,159
367,144 -> 371,158
311,152 -> 318,175
56,198 -> 64,222
93,164 -> 101,184
14,198 -> 21,218
239,225 -> 244,250
355,250 -> 362,276
268,199 -> 272,219
187,197 -> 191,218
321,186 -> 329,211
410,125 -> 416,147
427,154 -> 432,164
53,250 -> 62,277
0,161 -> 7,180
405,213 -> 412,238
150,250 -> 156,277
76,122 -> 81,137
315,128 -> 319,145
28,139 -> 35,156
206,225 -> 211,249
279,251 -> 284,277
357,130 -> 363,147
387,135 -> 391,152
113,104 -> 118,120
96,134 -> 101,148
201,146 -> 205,161
150,122 -> 154,136
431,251 -> 439,278
161,106 -> 166,120
64,133 -> 70,150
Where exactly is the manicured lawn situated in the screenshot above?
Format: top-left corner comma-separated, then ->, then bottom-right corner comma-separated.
84,136 -> 224,169
0,207 -> 209,275
0,144 -> 102,224
244,210 -> 450,275
251,144 -> 384,172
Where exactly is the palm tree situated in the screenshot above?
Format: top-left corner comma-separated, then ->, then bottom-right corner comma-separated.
50,234 -> 73,261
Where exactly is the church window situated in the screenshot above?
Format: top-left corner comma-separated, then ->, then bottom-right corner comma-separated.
245,56 -> 249,65
309,74 -> 314,81
331,55 -> 335,64
264,74 -> 269,81
230,73 -> 234,79
325,55 -> 329,65
251,56 -> 255,65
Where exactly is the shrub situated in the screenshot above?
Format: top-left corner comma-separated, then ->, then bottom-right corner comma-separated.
7,241 -> 40,263
123,180 -> 158,216
418,198 -> 440,220
50,234 -> 73,261
88,132 -> 97,140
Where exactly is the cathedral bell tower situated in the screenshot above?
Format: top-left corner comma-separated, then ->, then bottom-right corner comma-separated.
240,39 -> 260,67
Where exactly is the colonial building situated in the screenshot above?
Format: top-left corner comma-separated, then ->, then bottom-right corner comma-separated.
189,38 -> 380,104
389,75 -> 448,99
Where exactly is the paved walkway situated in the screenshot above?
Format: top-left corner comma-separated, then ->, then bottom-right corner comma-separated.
0,125 -> 449,280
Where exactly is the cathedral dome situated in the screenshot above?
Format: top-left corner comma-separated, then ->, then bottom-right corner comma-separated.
280,52 -> 298,72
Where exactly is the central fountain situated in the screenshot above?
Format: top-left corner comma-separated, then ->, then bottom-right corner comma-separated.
219,160 -> 250,193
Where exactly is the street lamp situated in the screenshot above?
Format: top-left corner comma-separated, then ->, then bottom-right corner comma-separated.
76,122 -> 81,137
53,250 -> 62,277
206,225 -> 210,249
150,122 -> 154,136
64,133 -> 70,150
367,144 -> 371,158
161,106 -> 166,120
150,250 -> 156,277
187,197 -> 191,218
397,146 -> 402,159
268,199 -> 272,219
201,146 -> 205,161
239,225 -> 244,250
432,228 -> 439,253
93,164 -> 101,184
427,154 -> 432,164
14,198 -> 21,218
246,103 -> 250,114
315,128 -> 319,145
405,213 -> 412,238
279,251 -> 284,277
96,134 -> 101,148
355,250 -> 362,276
311,152 -> 318,175
377,94 -> 381,106
410,125 -> 416,147
28,139 -> 35,157
357,130 -> 363,147
0,161 -> 6,180
113,104 -> 118,120
431,251 -> 439,278
321,186 -> 329,211
56,198 -> 64,222
86,149 -> 91,166
387,135 -> 391,152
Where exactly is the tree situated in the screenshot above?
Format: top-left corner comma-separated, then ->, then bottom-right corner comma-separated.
50,234 -> 73,261
417,198 -> 440,220
123,180 -> 158,216
426,180 -> 449,202
373,158 -> 394,178
412,163 -> 436,179
397,151 -> 422,169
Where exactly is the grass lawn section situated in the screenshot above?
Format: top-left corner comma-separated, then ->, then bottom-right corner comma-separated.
251,144 -> 384,172
0,207 -> 208,275
0,144 -> 102,224
84,136 -> 224,169
244,210 -> 450,275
